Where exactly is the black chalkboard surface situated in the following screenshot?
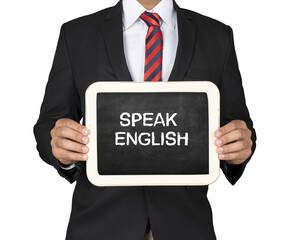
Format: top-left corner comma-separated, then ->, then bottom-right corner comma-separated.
85,82 -> 220,186
97,92 -> 208,175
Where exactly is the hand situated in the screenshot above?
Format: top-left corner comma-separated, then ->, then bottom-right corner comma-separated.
50,118 -> 90,165
214,120 -> 252,165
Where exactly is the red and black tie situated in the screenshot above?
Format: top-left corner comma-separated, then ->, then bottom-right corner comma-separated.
140,11 -> 163,82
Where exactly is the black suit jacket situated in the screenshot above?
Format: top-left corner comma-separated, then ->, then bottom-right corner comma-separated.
34,1 -> 257,239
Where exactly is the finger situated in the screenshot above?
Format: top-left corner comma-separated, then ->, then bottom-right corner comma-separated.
56,118 -> 89,135
216,140 -> 250,154
214,120 -> 246,138
54,126 -> 89,144
215,128 -> 249,147
53,148 -> 88,162
218,150 -> 249,162
52,137 -> 89,153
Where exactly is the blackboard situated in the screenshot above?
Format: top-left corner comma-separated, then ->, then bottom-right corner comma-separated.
97,92 -> 208,175
85,81 -> 220,186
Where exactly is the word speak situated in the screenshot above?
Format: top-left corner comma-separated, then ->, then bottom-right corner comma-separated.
120,112 -> 177,127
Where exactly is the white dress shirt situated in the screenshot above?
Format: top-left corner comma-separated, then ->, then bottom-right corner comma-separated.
60,0 -> 179,171
122,0 -> 178,82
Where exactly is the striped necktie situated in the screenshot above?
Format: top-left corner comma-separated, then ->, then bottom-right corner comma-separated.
140,11 -> 163,82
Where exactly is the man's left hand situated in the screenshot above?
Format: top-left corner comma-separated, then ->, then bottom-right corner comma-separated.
214,120 -> 252,165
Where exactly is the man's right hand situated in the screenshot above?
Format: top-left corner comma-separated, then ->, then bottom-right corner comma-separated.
50,118 -> 89,166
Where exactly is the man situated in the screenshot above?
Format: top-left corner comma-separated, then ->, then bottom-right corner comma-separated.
34,0 -> 256,239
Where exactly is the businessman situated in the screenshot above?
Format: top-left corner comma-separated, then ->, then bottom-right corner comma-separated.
34,0 -> 257,239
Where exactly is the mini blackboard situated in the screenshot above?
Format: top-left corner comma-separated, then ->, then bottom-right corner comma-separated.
85,81 -> 220,186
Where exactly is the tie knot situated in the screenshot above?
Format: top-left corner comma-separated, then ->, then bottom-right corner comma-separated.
140,11 -> 161,27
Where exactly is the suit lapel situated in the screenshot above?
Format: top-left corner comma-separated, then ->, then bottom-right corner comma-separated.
102,0 -> 196,82
168,0 -> 196,81
102,0 -> 132,81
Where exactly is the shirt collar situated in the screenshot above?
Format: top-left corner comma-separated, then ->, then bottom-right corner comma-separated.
122,0 -> 175,31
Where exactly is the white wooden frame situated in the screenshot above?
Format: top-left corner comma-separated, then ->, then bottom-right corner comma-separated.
85,81 -> 220,186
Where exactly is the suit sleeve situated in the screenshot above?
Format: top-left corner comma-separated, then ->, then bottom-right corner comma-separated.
33,24 -> 82,183
219,26 -> 257,185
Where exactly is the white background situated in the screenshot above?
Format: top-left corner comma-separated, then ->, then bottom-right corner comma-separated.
0,0 -> 282,239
